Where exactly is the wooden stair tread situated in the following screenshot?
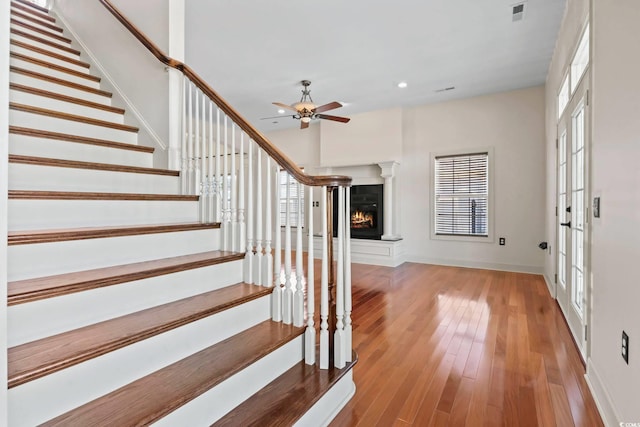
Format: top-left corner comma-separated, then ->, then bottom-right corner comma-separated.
10,66 -> 111,97
11,8 -> 63,33
10,84 -> 123,114
9,154 -> 177,176
8,190 -> 197,201
9,283 -> 273,388
10,29 -> 80,55
11,18 -> 72,44
10,103 -> 137,132
40,321 -> 304,426
10,51 -> 100,82
8,221 -> 219,245
213,354 -> 358,427
14,0 -> 50,14
8,250 -> 240,305
10,126 -> 153,153
11,1 -> 56,23
10,39 -> 90,69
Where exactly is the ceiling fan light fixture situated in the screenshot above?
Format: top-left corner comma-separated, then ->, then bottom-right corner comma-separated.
301,117 -> 311,123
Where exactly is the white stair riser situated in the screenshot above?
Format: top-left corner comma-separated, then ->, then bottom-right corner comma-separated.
10,33 -> 80,61
9,163 -> 179,194
10,88 -> 124,123
9,133 -> 152,168
8,227 -> 219,281
8,259 -> 243,346
10,57 -> 100,89
155,336 -> 304,426
10,70 -> 111,105
11,44 -> 88,74
11,8 -> 56,29
294,371 -> 355,427
10,22 -> 71,48
11,15 -> 65,39
8,198 -> 198,230
10,109 -> 137,144
8,296 -> 272,427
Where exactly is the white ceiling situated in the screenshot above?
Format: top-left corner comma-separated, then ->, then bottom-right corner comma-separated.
185,0 -> 566,133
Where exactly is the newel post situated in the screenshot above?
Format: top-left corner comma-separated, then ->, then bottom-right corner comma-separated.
326,186 -> 337,362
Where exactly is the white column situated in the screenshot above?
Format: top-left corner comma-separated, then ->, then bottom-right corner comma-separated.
378,161 -> 401,240
168,0 -> 185,171
305,185 -> 316,365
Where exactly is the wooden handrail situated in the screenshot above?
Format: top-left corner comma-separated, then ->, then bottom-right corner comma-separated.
98,0 -> 351,188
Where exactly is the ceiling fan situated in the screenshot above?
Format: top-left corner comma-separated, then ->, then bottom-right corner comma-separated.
262,80 -> 350,129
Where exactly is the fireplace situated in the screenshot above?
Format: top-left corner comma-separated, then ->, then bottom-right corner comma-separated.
334,184 -> 384,240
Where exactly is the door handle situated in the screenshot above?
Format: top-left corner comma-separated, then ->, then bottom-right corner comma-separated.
561,221 -> 571,228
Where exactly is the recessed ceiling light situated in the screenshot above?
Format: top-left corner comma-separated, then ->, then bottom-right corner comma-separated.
397,81 -> 408,89
277,109 -> 286,114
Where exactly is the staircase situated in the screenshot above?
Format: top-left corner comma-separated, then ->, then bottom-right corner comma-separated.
5,0 -> 355,425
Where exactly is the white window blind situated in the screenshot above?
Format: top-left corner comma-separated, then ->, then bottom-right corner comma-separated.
434,153 -> 488,236
279,170 -> 304,227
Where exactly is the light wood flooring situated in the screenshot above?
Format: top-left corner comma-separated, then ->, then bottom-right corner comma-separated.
329,262 -> 603,427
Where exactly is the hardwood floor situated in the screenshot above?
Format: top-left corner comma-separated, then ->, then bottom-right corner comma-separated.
329,262 -> 603,427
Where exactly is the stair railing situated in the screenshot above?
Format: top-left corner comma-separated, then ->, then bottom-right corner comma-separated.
98,0 -> 352,369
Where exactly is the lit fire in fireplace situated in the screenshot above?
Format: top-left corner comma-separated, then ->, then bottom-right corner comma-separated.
351,209 -> 374,229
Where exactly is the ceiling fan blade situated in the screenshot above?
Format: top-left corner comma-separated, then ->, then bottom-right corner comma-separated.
313,101 -> 343,114
316,114 -> 350,123
300,120 -> 310,129
260,115 -> 295,120
272,102 -> 298,112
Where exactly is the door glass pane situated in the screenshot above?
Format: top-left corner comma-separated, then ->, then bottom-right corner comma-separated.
571,106 -> 585,314
558,131 -> 567,289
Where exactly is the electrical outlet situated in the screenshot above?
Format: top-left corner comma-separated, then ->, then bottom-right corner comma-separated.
499,237 -> 506,246
622,331 -> 629,364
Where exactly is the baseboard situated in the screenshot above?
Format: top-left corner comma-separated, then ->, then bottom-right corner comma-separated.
585,359 -> 621,427
51,9 -> 167,151
404,254 -> 544,275
543,273 -> 556,298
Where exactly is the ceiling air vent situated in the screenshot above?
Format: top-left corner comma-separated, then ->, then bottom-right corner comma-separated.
434,86 -> 455,93
512,2 -> 526,22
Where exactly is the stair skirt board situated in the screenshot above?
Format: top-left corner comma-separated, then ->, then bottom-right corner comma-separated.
9,134 -> 151,168
294,371 -> 356,427
8,228 -> 220,281
10,70 -> 112,104
9,198 -> 198,230
10,43 -> 88,73
8,296 -> 273,427
154,336 -> 304,427
8,162 -> 180,194
9,88 -> 124,123
9,109 -> 137,144
9,259 -> 244,345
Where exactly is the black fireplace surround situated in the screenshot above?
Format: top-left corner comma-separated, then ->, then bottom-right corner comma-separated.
333,184 -> 384,240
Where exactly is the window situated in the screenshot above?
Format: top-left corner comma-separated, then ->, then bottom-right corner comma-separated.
434,152 -> 488,237
279,170 -> 304,227
570,24 -> 590,93
558,74 -> 570,118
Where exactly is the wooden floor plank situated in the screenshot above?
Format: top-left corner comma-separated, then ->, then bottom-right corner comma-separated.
328,262 -> 603,427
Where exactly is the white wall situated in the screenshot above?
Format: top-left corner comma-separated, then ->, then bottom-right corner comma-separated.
268,86 -> 547,273
1,0 -> 10,421
588,0 -> 640,423
53,0 -> 170,167
402,86 -> 546,272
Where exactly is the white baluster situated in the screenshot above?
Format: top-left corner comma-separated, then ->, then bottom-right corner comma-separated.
254,149 -> 263,286
215,108 -> 222,223
222,116 -> 229,250
320,186 -> 329,369
230,125 -> 237,251
207,101 -> 214,223
244,140 -> 254,283
186,82 -> 194,195
195,90 -> 205,222
283,173 -> 293,324
293,181 -> 305,327
238,133 -> 245,253
334,186 -> 346,369
181,77 -> 187,195
272,165 -> 282,321
345,186 -> 353,363
264,158 -> 273,287
305,185 -> 316,365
